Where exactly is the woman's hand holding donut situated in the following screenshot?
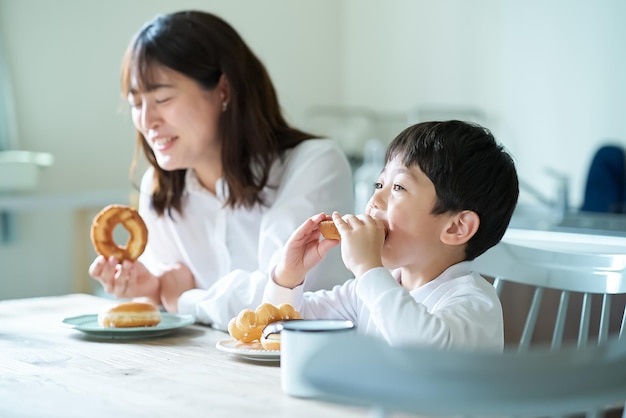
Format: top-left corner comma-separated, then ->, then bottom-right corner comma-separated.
332,211 -> 385,279
88,256 -> 160,303
88,204 -> 160,301
273,212 -> 340,289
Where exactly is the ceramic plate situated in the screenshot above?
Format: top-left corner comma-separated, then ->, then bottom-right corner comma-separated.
61,313 -> 195,339
216,339 -> 280,361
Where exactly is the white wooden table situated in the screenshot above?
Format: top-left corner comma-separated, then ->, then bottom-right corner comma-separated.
0,294 -> 379,418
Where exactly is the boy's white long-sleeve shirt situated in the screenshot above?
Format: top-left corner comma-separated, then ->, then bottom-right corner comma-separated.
263,261 -> 504,351
136,139 -> 354,330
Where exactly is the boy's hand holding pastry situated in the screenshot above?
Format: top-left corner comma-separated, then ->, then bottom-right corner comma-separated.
273,212 -> 340,289
273,211 -> 386,289
332,212 -> 385,278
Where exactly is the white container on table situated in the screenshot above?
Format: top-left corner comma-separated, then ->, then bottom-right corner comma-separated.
280,319 -> 356,398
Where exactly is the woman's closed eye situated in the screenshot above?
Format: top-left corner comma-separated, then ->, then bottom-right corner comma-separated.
155,97 -> 172,104
128,96 -> 142,109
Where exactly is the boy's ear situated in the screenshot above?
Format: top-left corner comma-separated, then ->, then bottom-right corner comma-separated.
440,210 -> 480,245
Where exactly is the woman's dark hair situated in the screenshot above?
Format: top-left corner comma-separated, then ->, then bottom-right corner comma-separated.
386,120 -> 519,260
121,10 -> 316,216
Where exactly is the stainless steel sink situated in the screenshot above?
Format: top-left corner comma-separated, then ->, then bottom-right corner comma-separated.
556,212 -> 626,234
510,204 -> 626,237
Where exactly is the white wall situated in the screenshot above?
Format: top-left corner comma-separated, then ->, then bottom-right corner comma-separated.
1,0 -> 625,299
342,0 -> 626,206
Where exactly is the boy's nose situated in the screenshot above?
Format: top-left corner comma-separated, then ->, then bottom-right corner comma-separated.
368,191 -> 385,211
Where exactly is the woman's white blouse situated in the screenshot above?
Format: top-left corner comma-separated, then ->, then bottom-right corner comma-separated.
137,139 -> 354,330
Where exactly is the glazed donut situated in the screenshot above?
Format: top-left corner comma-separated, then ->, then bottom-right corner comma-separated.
319,220 -> 340,240
98,301 -> 161,328
228,303 -> 301,344
91,204 -> 148,261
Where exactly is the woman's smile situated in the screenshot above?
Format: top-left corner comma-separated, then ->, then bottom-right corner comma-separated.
151,135 -> 178,152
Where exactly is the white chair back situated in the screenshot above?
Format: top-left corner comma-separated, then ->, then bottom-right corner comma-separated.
303,332 -> 626,417
473,232 -> 626,352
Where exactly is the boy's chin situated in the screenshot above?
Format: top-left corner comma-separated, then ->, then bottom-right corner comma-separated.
380,257 -> 395,270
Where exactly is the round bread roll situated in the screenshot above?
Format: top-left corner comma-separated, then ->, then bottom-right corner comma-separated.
98,301 -> 162,328
319,220 -> 340,240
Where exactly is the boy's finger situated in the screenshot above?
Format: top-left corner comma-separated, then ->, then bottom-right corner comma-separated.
332,211 -> 349,224
311,212 -> 328,222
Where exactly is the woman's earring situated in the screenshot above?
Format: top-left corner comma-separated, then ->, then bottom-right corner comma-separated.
222,101 -> 229,112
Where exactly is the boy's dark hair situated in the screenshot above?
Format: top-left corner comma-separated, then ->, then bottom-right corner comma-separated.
386,120 -> 519,260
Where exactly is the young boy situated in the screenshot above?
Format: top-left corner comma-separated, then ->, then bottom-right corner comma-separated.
263,120 -> 519,351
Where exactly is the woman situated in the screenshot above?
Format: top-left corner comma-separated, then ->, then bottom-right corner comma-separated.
89,10 -> 354,330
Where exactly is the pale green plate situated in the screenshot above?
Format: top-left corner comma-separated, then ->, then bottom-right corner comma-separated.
61,313 -> 195,339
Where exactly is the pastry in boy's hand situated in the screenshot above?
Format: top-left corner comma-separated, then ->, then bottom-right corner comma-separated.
319,220 -> 340,240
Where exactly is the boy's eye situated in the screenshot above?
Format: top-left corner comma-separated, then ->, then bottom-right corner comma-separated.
374,182 -> 383,190
155,97 -> 171,104
392,183 -> 405,191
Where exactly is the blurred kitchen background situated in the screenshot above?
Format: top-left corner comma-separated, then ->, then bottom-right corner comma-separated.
0,0 -> 625,299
